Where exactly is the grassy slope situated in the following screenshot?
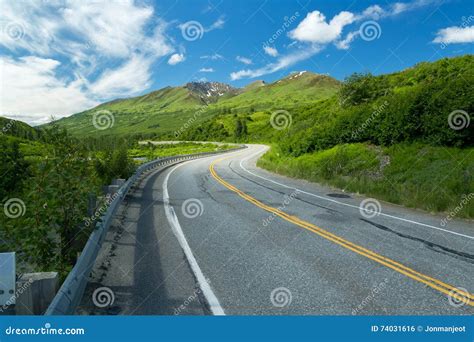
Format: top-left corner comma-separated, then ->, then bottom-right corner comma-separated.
214,72 -> 339,111
259,143 -> 473,218
55,86 -> 208,136
0,117 -> 45,160
54,72 -> 340,138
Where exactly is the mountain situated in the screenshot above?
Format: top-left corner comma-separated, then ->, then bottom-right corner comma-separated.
243,80 -> 266,91
181,55 -> 473,148
216,71 -> 339,111
0,116 -> 41,140
54,72 -> 341,137
184,82 -> 238,103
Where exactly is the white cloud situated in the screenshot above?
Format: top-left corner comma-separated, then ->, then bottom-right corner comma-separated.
199,68 -> 215,72
230,45 -> 320,80
206,17 -> 225,31
231,8 -> 357,80
0,56 -> 97,125
200,53 -> 224,60
289,11 -> 355,44
236,56 -> 253,65
335,31 -> 359,50
89,55 -> 154,98
263,46 -> 279,57
61,1 -> 156,58
168,53 -> 185,65
0,1 -> 174,124
230,0 -> 439,81
334,0 -> 437,49
387,0 -> 437,16
433,25 -> 474,44
361,5 -> 386,19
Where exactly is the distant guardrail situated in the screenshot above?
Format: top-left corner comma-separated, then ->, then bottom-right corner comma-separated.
45,146 -> 245,315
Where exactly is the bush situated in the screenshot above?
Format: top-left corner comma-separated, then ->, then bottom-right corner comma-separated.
95,145 -> 135,184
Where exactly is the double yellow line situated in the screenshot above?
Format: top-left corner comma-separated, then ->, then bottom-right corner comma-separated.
209,156 -> 474,307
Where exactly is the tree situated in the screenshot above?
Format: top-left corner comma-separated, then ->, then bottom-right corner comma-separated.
2,125 -> 100,274
0,139 -> 29,200
234,119 -> 243,138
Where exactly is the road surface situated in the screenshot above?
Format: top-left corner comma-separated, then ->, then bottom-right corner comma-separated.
79,145 -> 474,315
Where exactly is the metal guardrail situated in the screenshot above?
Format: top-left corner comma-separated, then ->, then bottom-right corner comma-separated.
45,146 -> 245,315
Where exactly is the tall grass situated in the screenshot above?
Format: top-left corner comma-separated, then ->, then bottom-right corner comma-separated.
258,143 -> 474,219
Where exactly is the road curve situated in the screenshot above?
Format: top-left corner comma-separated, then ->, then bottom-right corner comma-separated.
80,144 -> 474,315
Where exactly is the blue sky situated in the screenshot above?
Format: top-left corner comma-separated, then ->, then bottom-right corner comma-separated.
0,0 -> 473,124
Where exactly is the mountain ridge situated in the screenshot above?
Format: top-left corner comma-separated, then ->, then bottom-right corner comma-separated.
54,71 -> 341,137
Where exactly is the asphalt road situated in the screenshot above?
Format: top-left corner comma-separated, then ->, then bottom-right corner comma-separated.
80,145 -> 474,315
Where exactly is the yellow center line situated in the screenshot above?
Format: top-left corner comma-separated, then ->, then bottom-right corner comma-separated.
209,155 -> 474,306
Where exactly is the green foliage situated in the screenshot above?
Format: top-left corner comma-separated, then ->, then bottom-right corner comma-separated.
0,139 -> 30,200
234,117 -> 248,139
1,125 -> 101,274
95,145 -> 135,184
279,55 -> 473,155
0,117 -> 42,140
339,73 -> 390,106
259,143 -> 474,218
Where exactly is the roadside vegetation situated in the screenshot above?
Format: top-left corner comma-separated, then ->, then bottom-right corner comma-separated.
259,143 -> 473,218
128,141 -> 234,161
0,121 -> 231,276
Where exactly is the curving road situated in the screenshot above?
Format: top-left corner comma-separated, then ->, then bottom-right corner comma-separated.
80,145 -> 474,315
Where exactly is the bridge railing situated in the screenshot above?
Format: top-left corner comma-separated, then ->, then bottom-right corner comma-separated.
45,146 -> 245,315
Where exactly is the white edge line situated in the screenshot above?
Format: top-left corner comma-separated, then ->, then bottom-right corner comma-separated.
163,160 -> 226,315
239,146 -> 474,240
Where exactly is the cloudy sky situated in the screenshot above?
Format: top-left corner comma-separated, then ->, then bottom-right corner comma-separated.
0,0 -> 473,125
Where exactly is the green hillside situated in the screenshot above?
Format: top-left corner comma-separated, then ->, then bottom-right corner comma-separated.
0,116 -> 41,140
54,71 -> 340,138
